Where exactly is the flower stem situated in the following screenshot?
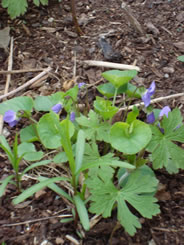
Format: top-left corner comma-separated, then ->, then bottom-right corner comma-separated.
112,87 -> 118,107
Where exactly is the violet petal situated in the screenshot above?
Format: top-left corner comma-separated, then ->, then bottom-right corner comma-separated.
147,112 -> 155,124
78,82 -> 86,89
9,120 -> 18,127
159,106 -> 171,118
51,103 -> 62,114
3,110 -> 16,123
70,112 -> 75,122
147,81 -> 156,96
142,93 -> 151,107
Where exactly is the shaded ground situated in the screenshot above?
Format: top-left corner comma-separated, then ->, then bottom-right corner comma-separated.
0,0 -> 184,244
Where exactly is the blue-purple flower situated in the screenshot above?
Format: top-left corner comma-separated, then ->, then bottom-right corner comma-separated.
51,103 -> 62,114
142,81 -> 156,107
70,112 -> 75,122
147,112 -> 155,124
3,110 -> 19,127
78,82 -> 86,89
159,106 -> 171,118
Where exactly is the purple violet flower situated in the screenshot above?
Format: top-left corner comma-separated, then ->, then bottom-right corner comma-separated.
78,82 -> 86,89
142,81 -> 156,107
51,103 -> 62,114
3,110 -> 18,127
70,112 -> 75,122
159,106 -> 171,118
147,112 -> 155,124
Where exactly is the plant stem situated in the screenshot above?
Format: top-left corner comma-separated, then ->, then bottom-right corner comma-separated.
112,87 -> 118,107
15,172 -> 21,193
122,87 -> 138,122
109,222 -> 121,245
70,0 -> 83,35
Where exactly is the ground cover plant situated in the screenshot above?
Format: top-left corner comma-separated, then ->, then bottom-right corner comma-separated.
0,69 -> 184,241
1,0 -> 184,244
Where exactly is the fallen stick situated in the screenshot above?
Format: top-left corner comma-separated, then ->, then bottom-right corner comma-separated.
0,37 -> 14,134
0,66 -> 52,101
118,92 -> 184,112
83,60 -> 140,71
0,68 -> 45,75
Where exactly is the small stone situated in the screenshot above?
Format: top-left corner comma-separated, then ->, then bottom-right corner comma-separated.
63,4 -> 70,12
164,73 -> 169,78
48,17 -> 54,23
55,237 -> 64,244
162,67 -> 174,74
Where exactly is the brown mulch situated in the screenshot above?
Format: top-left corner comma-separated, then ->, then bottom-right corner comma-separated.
0,0 -> 184,244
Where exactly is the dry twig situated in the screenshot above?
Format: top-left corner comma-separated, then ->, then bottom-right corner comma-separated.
0,68 -> 45,75
118,92 -> 184,112
83,60 -> 140,71
0,67 -> 52,101
1,214 -> 72,227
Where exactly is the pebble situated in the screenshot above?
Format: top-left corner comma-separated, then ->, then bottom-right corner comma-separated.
163,67 -> 175,74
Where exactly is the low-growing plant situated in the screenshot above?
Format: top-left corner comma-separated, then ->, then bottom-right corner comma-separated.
0,70 -> 184,236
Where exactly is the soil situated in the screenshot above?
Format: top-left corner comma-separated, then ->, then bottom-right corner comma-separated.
0,0 -> 184,244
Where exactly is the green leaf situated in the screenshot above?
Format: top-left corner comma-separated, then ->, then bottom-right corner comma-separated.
53,151 -> 68,164
0,175 -> 14,197
126,106 -> 139,124
94,97 -> 118,120
177,55 -> 184,62
21,160 -> 51,176
20,125 -> 38,142
64,86 -> 79,100
0,135 -> 12,155
34,92 -> 64,112
73,195 -> 90,231
38,176 -> 73,203
12,177 -> 69,205
77,153 -> 135,175
110,120 -> 152,154
125,83 -> 146,98
37,112 -> 62,149
147,108 -> 184,170
18,142 -> 43,161
2,0 -> 28,19
86,166 -> 159,236
75,130 -> 85,173
33,0 -> 48,6
76,110 -> 111,142
102,70 -> 137,88
0,135 -> 14,164
60,119 -> 75,174
0,96 -> 33,115
97,83 -> 128,98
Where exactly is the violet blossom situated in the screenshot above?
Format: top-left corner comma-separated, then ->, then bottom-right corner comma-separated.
142,81 -> 156,107
78,82 -> 86,89
147,112 -> 155,124
70,112 -> 75,122
159,106 -> 171,118
3,110 -> 19,127
51,103 -> 62,114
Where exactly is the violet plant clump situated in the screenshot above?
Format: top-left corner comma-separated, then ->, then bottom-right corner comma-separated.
0,72 -> 184,236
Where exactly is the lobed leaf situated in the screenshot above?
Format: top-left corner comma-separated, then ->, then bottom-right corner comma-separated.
86,165 -> 159,236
